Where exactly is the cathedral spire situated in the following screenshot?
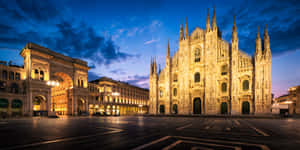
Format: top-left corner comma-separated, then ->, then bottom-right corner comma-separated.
206,8 -> 211,32
263,24 -> 270,51
255,26 -> 262,56
185,17 -> 189,39
167,40 -> 170,57
232,15 -> 238,42
180,19 -> 183,41
212,6 -> 217,31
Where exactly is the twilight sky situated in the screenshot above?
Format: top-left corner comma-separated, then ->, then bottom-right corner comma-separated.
0,0 -> 299,97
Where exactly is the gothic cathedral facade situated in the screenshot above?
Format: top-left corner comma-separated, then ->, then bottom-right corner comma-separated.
149,8 -> 272,115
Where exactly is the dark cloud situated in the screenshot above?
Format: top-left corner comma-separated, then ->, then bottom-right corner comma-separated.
218,0 -> 300,56
0,0 -> 137,66
123,75 -> 149,89
15,0 -> 59,22
88,71 -> 101,81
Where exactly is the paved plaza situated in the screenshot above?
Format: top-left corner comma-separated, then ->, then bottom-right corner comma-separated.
0,116 -> 299,150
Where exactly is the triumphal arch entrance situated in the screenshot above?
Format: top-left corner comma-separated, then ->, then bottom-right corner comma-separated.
20,43 -> 90,116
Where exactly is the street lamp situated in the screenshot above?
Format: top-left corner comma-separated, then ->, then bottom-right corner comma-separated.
47,80 -> 60,115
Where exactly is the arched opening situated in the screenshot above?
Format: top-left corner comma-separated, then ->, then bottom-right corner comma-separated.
0,98 -> 8,117
220,102 -> 228,114
242,101 -> 250,114
172,104 -> 178,114
193,98 -> 201,114
33,96 -> 47,116
77,99 -> 85,115
159,105 -> 165,114
221,82 -> 227,93
194,72 -> 200,83
51,72 -> 73,115
11,99 -> 22,116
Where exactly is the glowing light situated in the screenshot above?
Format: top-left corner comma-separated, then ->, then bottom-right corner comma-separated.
284,101 -> 293,104
112,92 -> 120,96
139,104 -> 143,107
47,81 -> 51,85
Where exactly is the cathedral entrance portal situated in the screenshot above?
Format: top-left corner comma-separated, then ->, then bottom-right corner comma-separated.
193,98 -> 201,114
172,104 -> 178,114
242,101 -> 250,114
159,105 -> 165,114
221,102 -> 228,114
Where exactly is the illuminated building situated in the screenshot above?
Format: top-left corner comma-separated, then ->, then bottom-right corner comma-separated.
88,77 -> 149,115
149,8 -> 272,115
0,43 -> 148,117
273,86 -> 300,115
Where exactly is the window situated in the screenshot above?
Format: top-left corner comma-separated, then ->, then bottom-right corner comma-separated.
9,71 -> 14,80
221,65 -> 228,75
194,72 -> 200,83
243,80 -> 249,91
221,82 -> 227,92
15,73 -> 20,80
78,79 -> 80,87
40,71 -> 44,81
160,90 -> 163,98
173,74 -> 178,82
173,88 -> 177,96
194,48 -> 201,62
2,70 -> 7,80
34,69 -> 39,79
81,80 -> 84,88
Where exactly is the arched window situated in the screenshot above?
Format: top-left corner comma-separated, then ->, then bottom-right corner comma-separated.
40,71 -> 44,81
9,71 -> 14,80
173,88 -> 177,96
221,65 -> 228,75
2,70 -> 7,80
194,72 -> 200,83
243,80 -> 249,91
221,82 -> 227,92
194,48 -> 201,62
160,90 -> 163,98
34,69 -> 39,79
173,74 -> 178,82
15,73 -> 20,80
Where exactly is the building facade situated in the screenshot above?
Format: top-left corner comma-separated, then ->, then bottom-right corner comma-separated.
273,86 -> 300,115
88,77 -> 149,115
0,43 -> 149,117
149,8 -> 272,115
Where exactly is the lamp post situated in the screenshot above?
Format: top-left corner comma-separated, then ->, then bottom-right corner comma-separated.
47,80 -> 59,116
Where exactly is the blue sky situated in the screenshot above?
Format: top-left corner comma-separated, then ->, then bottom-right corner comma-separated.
0,0 -> 299,97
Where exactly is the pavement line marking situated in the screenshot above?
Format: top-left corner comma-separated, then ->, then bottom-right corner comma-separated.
176,124 -> 192,131
173,136 -> 270,150
225,127 -> 231,131
233,120 -> 240,126
132,136 -> 171,150
1,127 -> 123,150
244,121 -> 269,137
162,140 -> 182,150
204,126 -> 210,129
251,126 -> 270,137
181,140 -> 241,150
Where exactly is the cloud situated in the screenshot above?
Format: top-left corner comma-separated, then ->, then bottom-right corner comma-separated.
144,38 -> 160,45
0,1 -> 138,66
110,69 -> 126,75
122,75 -> 149,89
218,0 -> 300,56
88,71 -> 101,81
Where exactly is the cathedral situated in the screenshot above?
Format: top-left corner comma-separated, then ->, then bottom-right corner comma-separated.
149,8 -> 272,115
